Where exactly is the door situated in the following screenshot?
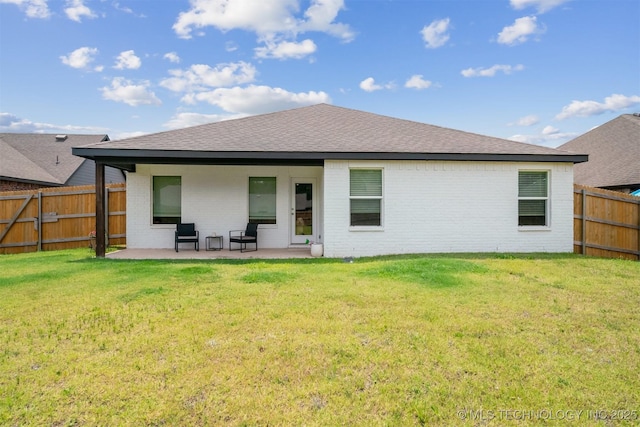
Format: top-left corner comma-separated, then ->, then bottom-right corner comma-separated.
291,178 -> 316,244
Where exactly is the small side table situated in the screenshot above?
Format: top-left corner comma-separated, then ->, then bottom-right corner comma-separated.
205,235 -> 223,251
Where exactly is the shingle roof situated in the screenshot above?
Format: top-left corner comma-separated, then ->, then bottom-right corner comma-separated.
559,114 -> 640,189
73,104 -> 587,165
0,133 -> 109,185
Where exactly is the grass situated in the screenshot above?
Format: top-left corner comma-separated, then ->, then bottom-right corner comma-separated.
0,250 -> 639,425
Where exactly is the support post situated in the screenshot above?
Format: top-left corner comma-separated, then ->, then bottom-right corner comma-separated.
95,161 -> 106,258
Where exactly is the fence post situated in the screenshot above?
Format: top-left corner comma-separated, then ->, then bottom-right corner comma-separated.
37,191 -> 42,251
581,189 -> 587,255
105,187 -> 110,247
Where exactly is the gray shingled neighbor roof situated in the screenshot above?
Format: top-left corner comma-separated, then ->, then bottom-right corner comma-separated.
559,114 -> 640,189
73,104 -> 587,167
0,133 -> 109,185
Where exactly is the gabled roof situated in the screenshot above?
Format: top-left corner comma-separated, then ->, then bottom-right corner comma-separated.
73,104 -> 587,170
559,114 -> 640,189
0,133 -> 109,186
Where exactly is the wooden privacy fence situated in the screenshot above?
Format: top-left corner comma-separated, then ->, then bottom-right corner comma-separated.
574,184 -> 640,261
0,183 -> 125,254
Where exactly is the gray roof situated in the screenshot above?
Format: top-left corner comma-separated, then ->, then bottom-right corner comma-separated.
0,133 -> 109,186
73,104 -> 587,169
559,114 -> 640,189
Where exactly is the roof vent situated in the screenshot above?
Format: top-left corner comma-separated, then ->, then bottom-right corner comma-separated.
55,134 -> 68,141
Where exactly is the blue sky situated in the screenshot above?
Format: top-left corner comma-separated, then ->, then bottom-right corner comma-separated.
0,0 -> 638,147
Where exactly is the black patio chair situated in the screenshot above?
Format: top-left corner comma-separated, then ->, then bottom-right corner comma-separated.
229,223 -> 258,252
175,223 -> 199,252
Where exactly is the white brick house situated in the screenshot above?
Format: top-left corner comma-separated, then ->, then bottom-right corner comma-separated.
73,104 -> 587,257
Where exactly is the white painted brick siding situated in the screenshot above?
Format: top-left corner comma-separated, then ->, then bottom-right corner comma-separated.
323,160 -> 575,257
127,161 -> 575,257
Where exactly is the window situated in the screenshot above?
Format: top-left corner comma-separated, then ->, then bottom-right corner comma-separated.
153,176 -> 181,224
249,177 -> 276,224
518,171 -> 548,226
350,169 -> 382,226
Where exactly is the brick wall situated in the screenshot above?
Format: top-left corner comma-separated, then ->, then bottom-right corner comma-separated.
124,161 -> 575,256
323,160 -> 575,257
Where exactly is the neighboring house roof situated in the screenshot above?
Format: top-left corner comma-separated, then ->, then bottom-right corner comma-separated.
559,114 -> 640,189
0,133 -> 109,186
73,104 -> 587,170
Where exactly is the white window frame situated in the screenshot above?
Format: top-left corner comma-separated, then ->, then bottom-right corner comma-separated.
349,168 -> 383,229
518,170 -> 550,228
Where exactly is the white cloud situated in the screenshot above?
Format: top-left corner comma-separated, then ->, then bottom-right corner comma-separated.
0,0 -> 50,18
359,77 -> 394,92
64,0 -> 96,22
185,84 -> 331,115
111,130 -> 148,140
173,0 -> 353,42
164,52 -> 181,64
405,75 -> 432,90
421,18 -> 451,49
555,94 -> 640,120
461,64 -> 524,77
299,0 -> 354,41
360,77 -> 381,92
497,16 -> 543,46
163,112 -> 245,130
510,115 -> 540,126
0,112 -> 107,133
114,50 -> 142,70
112,1 -> 145,17
112,2 -> 132,14
509,129 -> 577,147
60,46 -> 102,71
255,39 -> 317,60
510,0 -> 570,13
174,0 -> 297,38
160,62 -> 257,93
100,77 -> 161,106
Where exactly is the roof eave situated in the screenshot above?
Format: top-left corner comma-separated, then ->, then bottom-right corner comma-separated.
72,147 -> 588,169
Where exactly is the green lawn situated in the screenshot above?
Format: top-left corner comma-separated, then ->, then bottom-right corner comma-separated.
1,250 -> 639,425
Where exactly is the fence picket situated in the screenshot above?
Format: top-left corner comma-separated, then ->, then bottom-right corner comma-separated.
0,183 -> 125,254
573,184 -> 640,260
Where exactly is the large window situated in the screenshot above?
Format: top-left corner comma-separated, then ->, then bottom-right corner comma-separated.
350,169 -> 382,226
518,171 -> 548,226
249,177 -> 276,224
153,176 -> 181,224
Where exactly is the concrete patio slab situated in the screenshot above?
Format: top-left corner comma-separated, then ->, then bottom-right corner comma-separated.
106,247 -> 314,260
